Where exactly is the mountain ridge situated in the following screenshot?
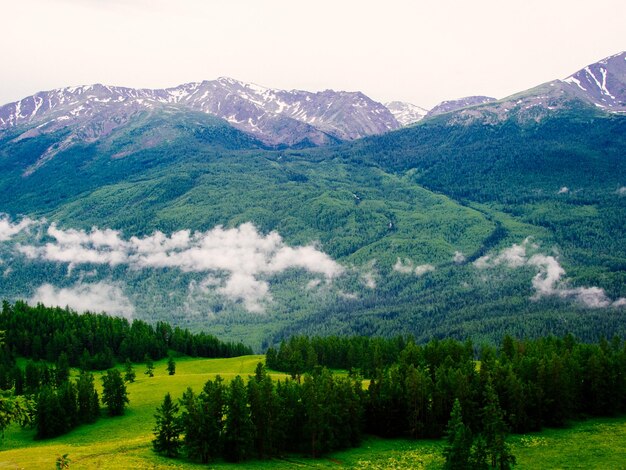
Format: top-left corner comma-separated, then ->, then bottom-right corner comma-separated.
426,51 -> 626,124
0,78 -> 400,148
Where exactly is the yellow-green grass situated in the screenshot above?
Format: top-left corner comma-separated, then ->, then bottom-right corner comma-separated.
1,356 -> 626,469
1,355 -> 280,469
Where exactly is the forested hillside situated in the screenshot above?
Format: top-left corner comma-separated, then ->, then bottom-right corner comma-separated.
0,101 -> 624,348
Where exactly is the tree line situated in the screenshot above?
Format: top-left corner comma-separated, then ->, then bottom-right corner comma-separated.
269,334 -> 626,435
0,300 -> 252,370
0,300 -> 250,442
153,363 -> 364,462
155,333 -> 626,466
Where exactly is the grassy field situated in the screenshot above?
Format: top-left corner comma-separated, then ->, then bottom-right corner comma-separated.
1,355 -> 625,469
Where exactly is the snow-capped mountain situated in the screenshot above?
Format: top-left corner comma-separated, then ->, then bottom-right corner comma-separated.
561,51 -> 625,110
0,78 -> 401,147
425,96 -> 496,119
384,101 -> 428,126
430,51 -> 625,125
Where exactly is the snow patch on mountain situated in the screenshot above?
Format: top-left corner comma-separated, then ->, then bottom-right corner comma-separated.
0,79 -> 400,148
384,101 -> 428,126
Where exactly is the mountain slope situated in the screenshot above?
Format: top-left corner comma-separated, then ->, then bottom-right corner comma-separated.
0,53 -> 624,349
428,51 -> 626,124
561,51 -> 625,110
425,96 -> 496,118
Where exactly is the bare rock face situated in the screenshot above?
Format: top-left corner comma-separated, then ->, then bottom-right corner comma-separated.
0,78 -> 401,148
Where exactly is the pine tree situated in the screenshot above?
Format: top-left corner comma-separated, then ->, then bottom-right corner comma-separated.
248,363 -> 280,458
101,369 -> 129,416
481,379 -> 516,469
443,398 -> 472,469
223,375 -> 254,462
58,380 -> 78,430
36,386 -> 66,438
76,370 -> 100,423
167,355 -> 176,376
152,393 -> 182,457
144,355 -> 155,377
469,435 -> 490,470
181,376 -> 226,463
124,358 -> 136,383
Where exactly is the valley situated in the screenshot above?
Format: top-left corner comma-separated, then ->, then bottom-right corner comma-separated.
2,1 -> 625,467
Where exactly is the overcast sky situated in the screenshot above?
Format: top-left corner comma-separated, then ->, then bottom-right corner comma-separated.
2,0 -> 624,109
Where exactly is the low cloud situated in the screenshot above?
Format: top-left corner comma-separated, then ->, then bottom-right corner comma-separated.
558,186 -> 569,194
394,258 -> 435,277
453,251 -> 466,264
617,187 -> 626,196
0,215 -> 33,242
306,279 -> 322,290
18,222 -> 344,312
362,271 -> 377,289
414,264 -> 436,276
476,240 -> 625,308
30,282 -> 135,318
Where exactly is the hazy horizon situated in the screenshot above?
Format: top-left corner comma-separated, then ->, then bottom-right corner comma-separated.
2,0 -> 625,109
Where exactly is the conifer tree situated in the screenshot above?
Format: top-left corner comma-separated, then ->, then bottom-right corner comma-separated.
55,353 -> 70,386
443,398 -> 472,469
481,379 -> 516,469
248,363 -> 280,458
76,370 -> 100,423
36,386 -> 66,438
223,375 -> 254,462
144,354 -> 154,377
101,369 -> 129,416
58,380 -> 78,430
167,355 -> 176,376
124,358 -> 136,383
153,393 -> 182,457
182,376 -> 226,463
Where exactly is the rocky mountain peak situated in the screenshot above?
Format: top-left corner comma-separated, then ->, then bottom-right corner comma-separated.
0,79 -> 401,148
385,101 -> 429,126
561,51 -> 625,110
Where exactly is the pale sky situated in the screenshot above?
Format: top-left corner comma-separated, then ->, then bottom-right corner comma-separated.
2,0 -> 625,109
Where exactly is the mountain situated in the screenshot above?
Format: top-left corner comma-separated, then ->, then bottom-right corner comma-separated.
0,78 -> 400,149
384,101 -> 428,126
429,51 -> 625,124
425,96 -> 496,118
561,51 -> 625,110
0,52 -> 624,349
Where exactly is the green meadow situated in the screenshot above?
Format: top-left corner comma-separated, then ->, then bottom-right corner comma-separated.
1,355 -> 625,469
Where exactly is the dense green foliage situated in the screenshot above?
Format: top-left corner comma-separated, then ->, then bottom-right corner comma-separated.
169,365 -> 364,463
35,371 -> 100,439
153,392 -> 183,458
101,369 -> 128,416
442,399 -> 472,469
268,333 -> 626,436
156,333 -> 626,465
0,350 -> 625,468
0,106 -> 624,349
266,334 -> 413,377
0,301 -> 252,371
